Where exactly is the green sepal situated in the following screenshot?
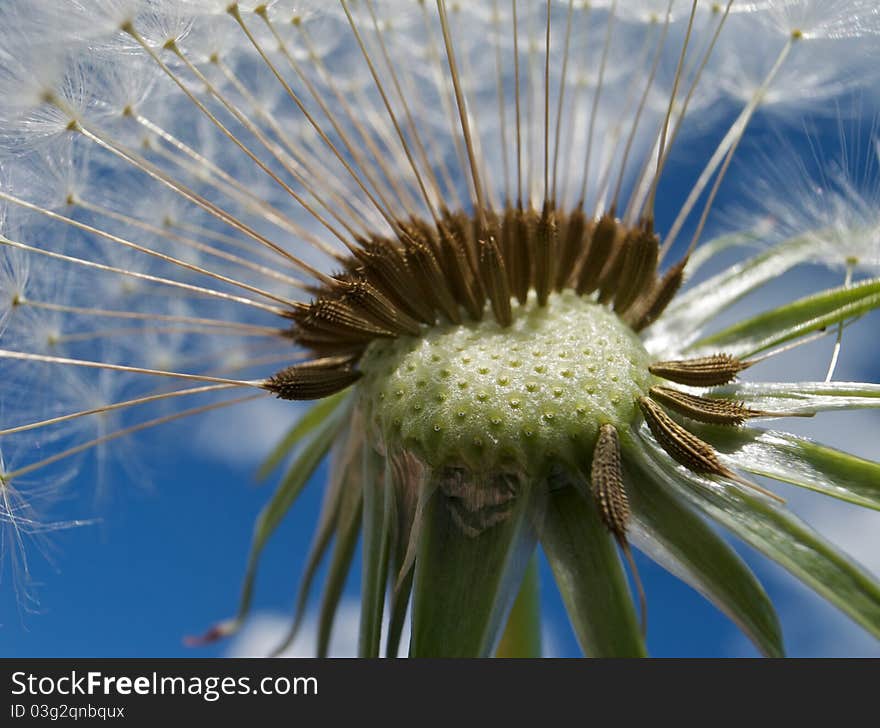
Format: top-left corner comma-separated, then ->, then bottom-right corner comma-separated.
623,439 -> 783,657
210,403 -> 347,644
541,481 -> 646,657
257,391 -> 349,481
495,555 -> 542,658
409,474 -> 541,657
700,425 -> 880,511
358,446 -> 394,657
636,427 -> 880,640
692,277 -> 880,357
651,235 -> 815,350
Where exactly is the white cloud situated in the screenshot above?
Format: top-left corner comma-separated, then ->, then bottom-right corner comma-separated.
225,600 -> 561,657
225,600 -> 408,658
193,397 -> 310,466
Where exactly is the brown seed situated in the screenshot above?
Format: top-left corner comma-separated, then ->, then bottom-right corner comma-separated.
532,202 -> 558,306
479,235 -> 513,327
441,211 -> 477,275
555,209 -> 590,291
472,208 -> 497,288
596,226 -> 631,304
591,424 -> 630,543
613,225 -> 659,315
639,396 -> 736,478
401,237 -> 462,324
649,353 -> 751,387
451,208 -> 481,282
335,278 -> 422,336
500,205 -> 519,296
576,213 -> 617,295
649,386 -> 754,425
512,205 -> 536,304
292,331 -> 367,357
437,215 -> 484,320
266,358 -> 361,400
590,424 -> 648,636
630,257 -> 687,331
640,397 -> 786,504
403,215 -> 443,261
355,237 -> 434,324
649,386 -> 812,426
295,299 -> 396,341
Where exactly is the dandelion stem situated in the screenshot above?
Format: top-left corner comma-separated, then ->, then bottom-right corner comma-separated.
543,0 -> 552,203
824,263 -> 854,382
550,0 -> 576,204
51,324 -> 275,345
73,120 -> 335,284
0,384 -> 241,437
436,0 -> 488,228
0,190 -> 305,308
663,35 -> 796,259
132,27 -> 363,246
174,52 -> 373,243
513,0 -> 524,205
16,299 -> 281,335
578,0 -> 617,209
228,6 -> 401,235
364,0 -> 451,212
640,0 -> 699,223
0,237 -> 288,316
3,392 -> 268,483
418,0 -> 471,206
632,2 -> 733,224
592,21 -> 655,215
284,25 -> 423,216
0,349 -> 265,387
611,2 -> 672,214
491,0 -> 512,204
340,0 -> 439,221
224,19 -> 391,235
71,198 -> 309,290
133,112 -> 338,257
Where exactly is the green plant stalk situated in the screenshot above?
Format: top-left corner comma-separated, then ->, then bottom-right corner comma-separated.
495,556 -> 542,658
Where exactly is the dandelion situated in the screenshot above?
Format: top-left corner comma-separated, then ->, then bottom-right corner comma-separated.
1,0 -> 880,657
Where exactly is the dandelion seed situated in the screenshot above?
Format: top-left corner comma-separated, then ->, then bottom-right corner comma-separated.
1,0 -> 880,657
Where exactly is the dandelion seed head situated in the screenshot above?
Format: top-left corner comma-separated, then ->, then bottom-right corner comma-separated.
762,0 -> 880,40
0,252 -> 29,339
731,122 -> 880,273
715,32 -> 874,114
1,0 -> 880,654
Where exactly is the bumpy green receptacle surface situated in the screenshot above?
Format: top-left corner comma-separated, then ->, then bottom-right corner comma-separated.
359,290 -> 652,474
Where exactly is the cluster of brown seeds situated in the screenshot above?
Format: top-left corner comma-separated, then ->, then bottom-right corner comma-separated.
264,202 -> 801,610
264,201 -> 800,489
587,353 -> 803,630
266,203 -> 688,399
